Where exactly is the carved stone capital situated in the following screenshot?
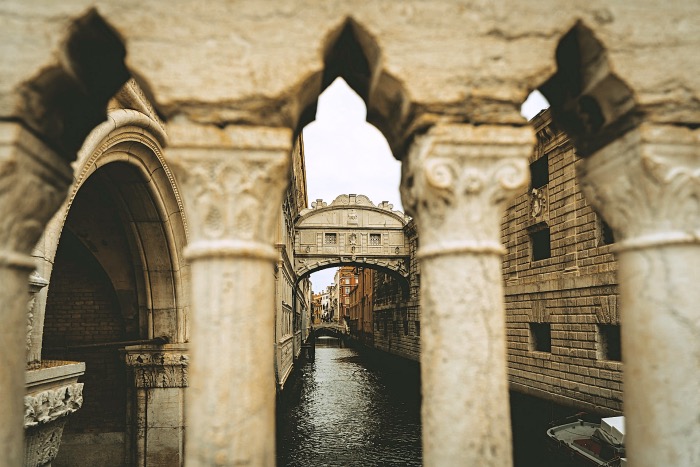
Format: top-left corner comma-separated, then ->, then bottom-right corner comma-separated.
24,383 -> 83,428
0,123 -> 73,268
124,345 -> 190,388
401,124 -> 533,258
578,124 -> 700,252
166,122 -> 292,262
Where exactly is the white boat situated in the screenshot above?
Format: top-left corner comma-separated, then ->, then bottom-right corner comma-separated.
547,416 -> 626,466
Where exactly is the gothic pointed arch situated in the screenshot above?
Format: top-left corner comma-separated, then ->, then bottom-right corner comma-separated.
539,21 -> 640,157
286,16 -> 415,159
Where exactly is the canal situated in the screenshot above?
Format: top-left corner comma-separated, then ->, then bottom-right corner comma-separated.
276,337 -> 422,466
277,337 -> 579,466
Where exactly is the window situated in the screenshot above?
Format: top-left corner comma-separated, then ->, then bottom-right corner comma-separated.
529,323 -> 552,352
598,324 -> 622,361
370,233 -> 381,245
345,287 -> 350,294
403,319 -> 409,335
415,320 -> 420,336
530,226 -> 551,261
597,216 -> 615,246
344,297 -> 349,304
393,320 -> 399,337
324,233 -> 337,245
530,155 -> 549,189
344,278 -> 350,285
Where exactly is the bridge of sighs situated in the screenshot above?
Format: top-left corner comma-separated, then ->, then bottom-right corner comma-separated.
293,194 -> 410,282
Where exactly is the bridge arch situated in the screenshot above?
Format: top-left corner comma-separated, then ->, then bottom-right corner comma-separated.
293,194 -> 411,287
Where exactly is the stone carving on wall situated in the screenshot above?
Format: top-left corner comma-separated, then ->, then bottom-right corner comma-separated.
125,349 -> 190,388
24,383 -> 84,428
529,186 -> 548,223
24,420 -> 67,467
596,295 -> 619,324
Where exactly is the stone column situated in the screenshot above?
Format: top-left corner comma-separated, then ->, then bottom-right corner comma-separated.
167,122 -> 291,466
124,344 -> 189,467
577,124 -> 700,466
0,122 -> 73,466
401,124 -> 532,466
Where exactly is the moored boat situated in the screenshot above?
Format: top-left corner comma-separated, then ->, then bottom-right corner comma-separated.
547,416 -> 626,466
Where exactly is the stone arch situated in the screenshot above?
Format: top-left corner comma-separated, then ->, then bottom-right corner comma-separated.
539,21 -> 640,157
286,17 -> 415,158
14,8 -> 131,159
39,108 -> 188,346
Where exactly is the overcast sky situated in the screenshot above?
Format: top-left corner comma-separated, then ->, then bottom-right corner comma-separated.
304,79 -> 549,293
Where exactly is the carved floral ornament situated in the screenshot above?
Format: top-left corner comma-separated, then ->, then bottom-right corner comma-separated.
401,124 -> 533,257
24,383 -> 84,428
578,124 -> 700,251
125,350 -> 189,388
165,123 -> 293,263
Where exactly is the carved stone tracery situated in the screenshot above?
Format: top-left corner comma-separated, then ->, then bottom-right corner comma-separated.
24,383 -> 84,428
125,348 -> 189,389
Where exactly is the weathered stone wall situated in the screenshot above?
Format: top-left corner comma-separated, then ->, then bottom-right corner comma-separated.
502,110 -> 621,415
1,2 -> 698,466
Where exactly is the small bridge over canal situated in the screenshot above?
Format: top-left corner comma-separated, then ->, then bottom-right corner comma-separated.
313,322 -> 347,338
293,194 -> 410,282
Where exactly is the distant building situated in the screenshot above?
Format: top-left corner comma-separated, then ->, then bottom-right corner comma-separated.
347,267 -> 375,345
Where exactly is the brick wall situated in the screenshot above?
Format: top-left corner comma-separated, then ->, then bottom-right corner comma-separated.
43,232 -> 133,433
372,221 -> 420,362
501,109 -> 622,415
366,111 -> 623,414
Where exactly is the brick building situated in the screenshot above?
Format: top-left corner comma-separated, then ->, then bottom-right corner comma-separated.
346,267 -> 375,345
369,110 -> 622,416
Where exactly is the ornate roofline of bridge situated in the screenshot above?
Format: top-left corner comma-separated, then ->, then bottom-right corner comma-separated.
298,194 -> 409,225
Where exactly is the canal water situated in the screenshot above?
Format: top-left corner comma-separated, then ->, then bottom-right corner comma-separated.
277,337 -> 578,466
276,337 -> 422,466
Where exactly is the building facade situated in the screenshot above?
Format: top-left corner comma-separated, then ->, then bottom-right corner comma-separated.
346,267 -> 375,345
367,110 -> 622,416
2,3 -> 698,466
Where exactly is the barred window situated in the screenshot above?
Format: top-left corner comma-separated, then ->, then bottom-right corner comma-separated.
369,233 -> 381,245
324,233 -> 337,244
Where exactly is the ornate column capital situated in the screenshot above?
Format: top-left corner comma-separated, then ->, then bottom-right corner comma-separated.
166,122 -> 292,262
124,344 -> 189,389
401,123 -> 533,259
578,123 -> 700,252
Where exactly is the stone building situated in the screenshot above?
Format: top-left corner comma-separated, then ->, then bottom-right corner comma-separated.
368,109 -> 623,417
275,136 -> 312,391
17,79 -> 311,466
335,266 -> 357,326
2,2 -> 698,466
372,221 -> 421,361
504,108 -> 621,416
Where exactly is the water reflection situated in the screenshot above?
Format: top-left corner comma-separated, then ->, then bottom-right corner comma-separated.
276,340 -> 422,466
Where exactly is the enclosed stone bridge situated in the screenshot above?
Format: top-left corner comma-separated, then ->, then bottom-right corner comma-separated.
294,194 -> 410,281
